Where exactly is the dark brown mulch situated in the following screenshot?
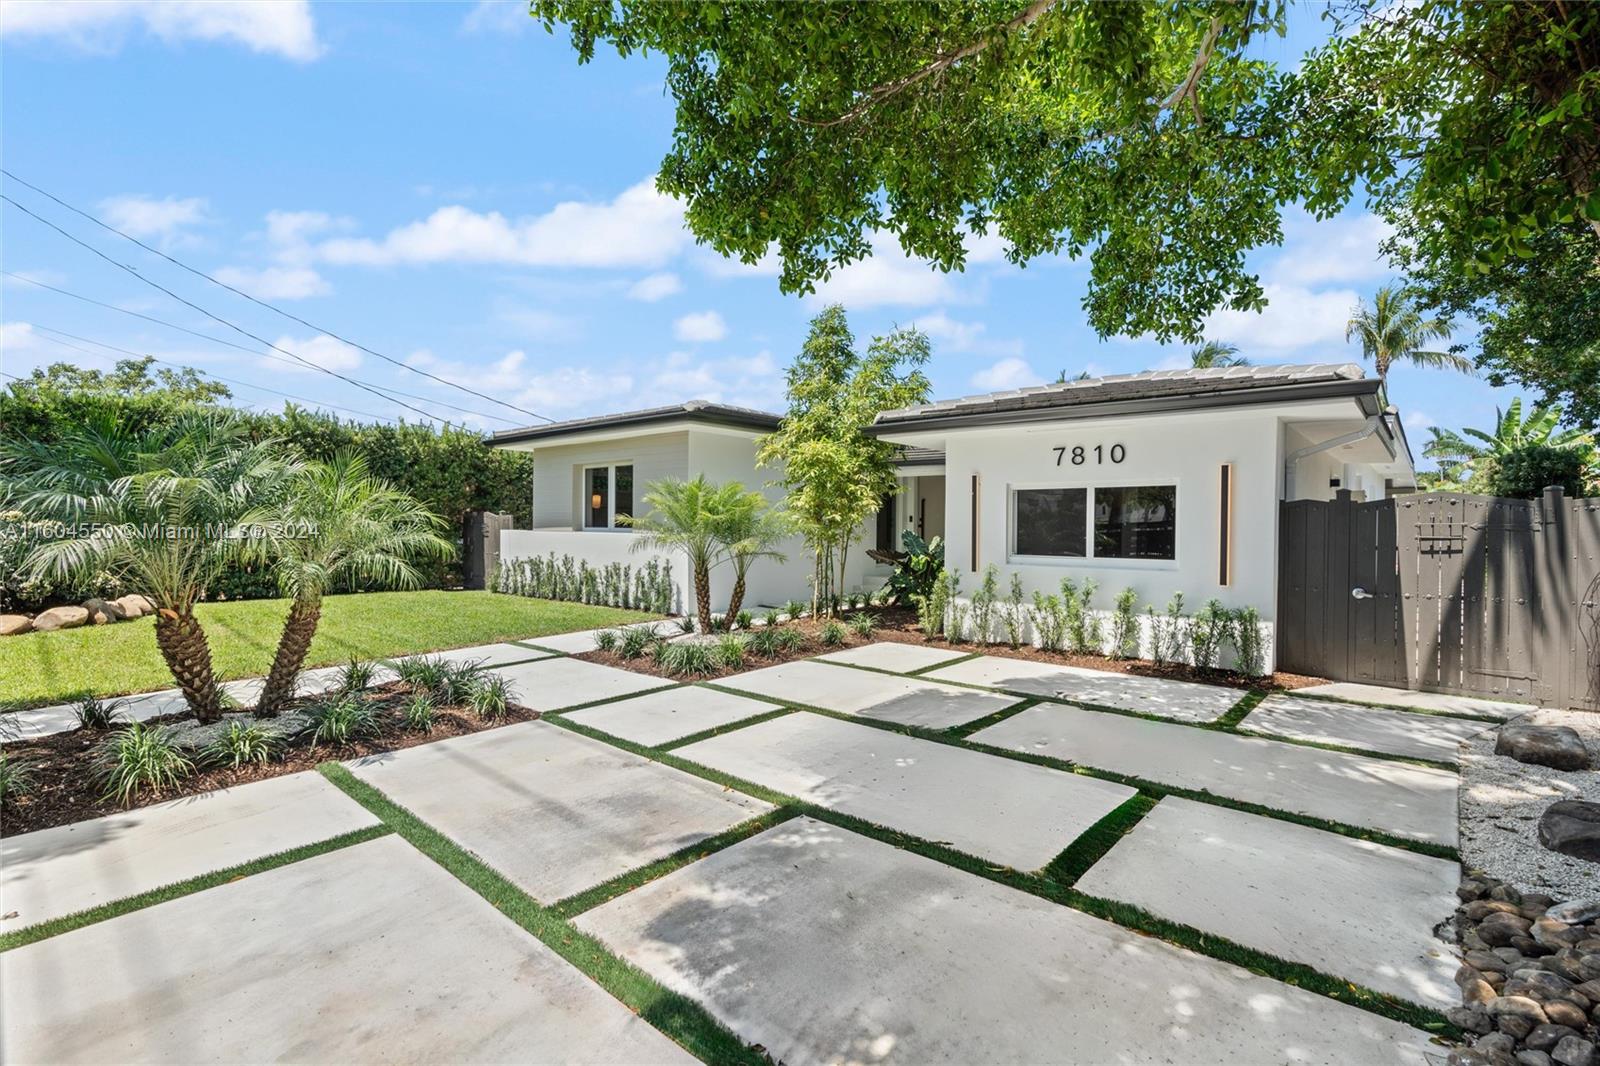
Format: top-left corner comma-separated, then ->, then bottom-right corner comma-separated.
579,606 -> 1327,692
2,682 -> 537,837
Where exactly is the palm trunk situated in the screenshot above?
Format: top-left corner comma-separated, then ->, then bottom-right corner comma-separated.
155,608 -> 222,723
726,562 -> 748,627
258,594 -> 321,715
693,562 -> 712,634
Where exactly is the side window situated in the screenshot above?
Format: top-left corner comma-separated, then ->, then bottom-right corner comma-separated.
1013,488 -> 1088,557
1093,485 -> 1176,559
613,465 -> 634,527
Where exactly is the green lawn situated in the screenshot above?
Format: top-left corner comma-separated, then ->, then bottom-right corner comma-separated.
0,591 -> 657,710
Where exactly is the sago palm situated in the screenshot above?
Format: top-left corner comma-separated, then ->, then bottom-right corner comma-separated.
714,491 -> 791,625
621,475 -> 744,633
1345,285 -> 1471,393
252,451 -> 454,714
1189,341 -> 1249,368
6,412 -> 292,723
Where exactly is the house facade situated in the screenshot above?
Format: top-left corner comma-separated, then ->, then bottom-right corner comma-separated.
489,364 -> 1415,670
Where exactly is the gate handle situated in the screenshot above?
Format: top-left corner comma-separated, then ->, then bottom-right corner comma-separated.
1351,587 -> 1373,600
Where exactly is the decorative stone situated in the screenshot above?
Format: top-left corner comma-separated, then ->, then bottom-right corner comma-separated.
1573,979 -> 1600,1003
1505,969 -> 1574,999
1543,1000 -> 1588,1028
1485,915 -> 1537,947
1451,1006 -> 1495,1034
31,605 -> 88,631
1538,797 -> 1600,860
113,593 -> 152,618
1471,950 -> 1513,973
1527,1026 -> 1581,1053
1552,1036 -> 1597,1066
1581,953 -> 1600,982
1478,1034 -> 1518,1055
1520,1051 -> 1556,1066
0,613 -> 31,636
1463,975 -> 1501,1004
1535,918 -> 1589,949
81,597 -> 125,624
1497,723 -> 1593,772
1542,954 -> 1587,983
164,712 -> 314,754
1468,900 -> 1528,920
1489,997 -> 1550,1024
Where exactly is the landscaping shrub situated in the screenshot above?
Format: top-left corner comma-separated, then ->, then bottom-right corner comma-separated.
1229,606 -> 1266,677
595,629 -> 621,653
496,553 -> 673,613
735,609 -> 753,631
435,661 -> 486,705
848,611 -> 877,638
618,626 -> 654,660
1109,587 -> 1140,658
0,750 -> 34,803
75,694 -> 128,730
1188,599 -> 1228,670
204,720 -> 283,769
761,608 -> 780,628
467,674 -> 514,720
914,568 -> 953,637
1001,573 -> 1028,648
1475,444 -> 1591,499
747,625 -> 782,658
819,619 -> 848,646
393,655 -> 448,693
782,599 -> 806,620
969,565 -> 1001,643
404,691 -> 437,732
880,529 -> 944,606
1032,590 -> 1067,652
307,695 -> 381,746
1060,578 -> 1101,654
1148,593 -> 1187,665
95,723 -> 193,804
655,640 -> 717,677
337,658 -> 376,695
774,626 -> 807,653
713,632 -> 747,669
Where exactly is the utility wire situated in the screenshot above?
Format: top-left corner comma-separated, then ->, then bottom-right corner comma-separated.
2,271 -> 518,424
2,194 -> 458,426
2,169 -> 554,424
26,323 -> 398,423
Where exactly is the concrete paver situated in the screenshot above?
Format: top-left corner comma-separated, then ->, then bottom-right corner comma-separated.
1077,798 -> 1461,1008
971,704 -> 1459,844
1293,682 -> 1526,719
813,642 -> 972,675
487,655 -> 672,713
924,654 -> 1244,723
0,836 -> 693,1064
716,659 -> 1021,730
1242,693 -> 1492,762
677,711 -> 1136,870
1,771 -> 378,933
346,720 -> 770,901
565,686 -> 782,746
576,817 -> 1437,1065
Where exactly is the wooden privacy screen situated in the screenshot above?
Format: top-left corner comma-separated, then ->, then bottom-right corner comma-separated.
1277,487 -> 1600,711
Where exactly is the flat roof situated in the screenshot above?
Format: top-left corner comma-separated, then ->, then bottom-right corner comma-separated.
490,399 -> 780,447
868,363 -> 1380,433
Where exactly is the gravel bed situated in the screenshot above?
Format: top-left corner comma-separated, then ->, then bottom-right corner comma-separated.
1459,709 -> 1600,900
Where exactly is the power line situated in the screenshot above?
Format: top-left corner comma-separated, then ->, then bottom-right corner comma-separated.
25,323 -> 398,423
2,272 -> 519,425
2,169 -> 554,424
2,195 -> 460,427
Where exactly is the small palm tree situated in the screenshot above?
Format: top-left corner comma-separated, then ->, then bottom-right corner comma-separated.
622,475 -> 744,633
252,451 -> 455,714
1423,399 -> 1597,485
1345,285 -> 1471,394
1189,341 -> 1249,368
7,412 -> 292,723
715,492 -> 791,625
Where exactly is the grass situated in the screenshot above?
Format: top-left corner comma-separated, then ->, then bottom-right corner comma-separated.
0,591 -> 657,710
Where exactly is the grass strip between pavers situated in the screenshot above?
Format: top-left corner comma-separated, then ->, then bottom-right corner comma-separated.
316,761 -> 767,1066
1210,688 -> 1267,730
541,710 -> 1458,1037
655,704 -> 801,752
902,649 -> 984,675
0,824 -> 393,953
1043,793 -> 1160,886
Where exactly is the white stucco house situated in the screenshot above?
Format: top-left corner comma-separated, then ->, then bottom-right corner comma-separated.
489,363 -> 1415,669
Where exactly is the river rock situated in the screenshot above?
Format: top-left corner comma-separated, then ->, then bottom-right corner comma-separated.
0,614 -> 31,636
1543,1000 -> 1589,1028
1552,1036 -> 1596,1066
1539,802 -> 1600,863
1548,902 -> 1600,925
114,594 -> 154,618
82,597 -> 125,624
1528,1026 -> 1582,1053
1497,722 -> 1593,771
32,605 -> 89,631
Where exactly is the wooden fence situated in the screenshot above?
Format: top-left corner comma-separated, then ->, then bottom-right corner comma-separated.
1277,487 -> 1600,710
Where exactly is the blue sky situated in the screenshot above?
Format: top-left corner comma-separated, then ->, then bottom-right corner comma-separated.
0,1 -> 1531,460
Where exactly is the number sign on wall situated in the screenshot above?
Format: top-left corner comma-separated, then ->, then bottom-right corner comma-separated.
1052,444 -> 1126,467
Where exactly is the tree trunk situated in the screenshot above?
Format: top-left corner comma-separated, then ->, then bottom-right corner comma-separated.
257,595 -> 321,715
154,608 -> 222,723
726,563 -> 748,627
693,561 -> 712,633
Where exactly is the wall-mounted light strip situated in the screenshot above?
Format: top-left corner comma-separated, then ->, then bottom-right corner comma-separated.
1219,462 -> 1235,586
970,473 -> 980,572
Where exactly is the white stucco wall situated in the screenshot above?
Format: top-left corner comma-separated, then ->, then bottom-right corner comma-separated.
528,430 -> 690,530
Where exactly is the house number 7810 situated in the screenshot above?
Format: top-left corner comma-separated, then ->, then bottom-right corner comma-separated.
1053,444 -> 1126,466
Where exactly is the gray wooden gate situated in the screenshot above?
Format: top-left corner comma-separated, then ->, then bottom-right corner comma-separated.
1278,487 -> 1600,710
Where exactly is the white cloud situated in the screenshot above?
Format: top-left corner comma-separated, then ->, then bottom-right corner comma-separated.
515,367 -> 636,415
98,194 -> 208,245
407,348 -> 529,395
673,311 -> 728,343
316,179 -> 688,269
1,322 -> 41,351
494,306 -> 578,341
1271,211 -> 1396,287
908,311 -> 1023,358
1404,409 -> 1437,430
1203,283 -> 1360,353
1,0 -> 322,61
648,351 -> 784,411
628,272 -> 683,302
461,0 -> 529,34
970,357 -> 1044,391
263,209 -> 351,263
214,265 -> 329,300
268,334 -> 361,374
808,231 -> 962,309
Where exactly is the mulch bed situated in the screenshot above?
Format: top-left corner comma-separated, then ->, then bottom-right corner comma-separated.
2,682 -> 537,837
579,606 -> 1327,691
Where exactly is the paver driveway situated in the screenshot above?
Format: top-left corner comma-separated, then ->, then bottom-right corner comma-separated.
2,639 -> 1487,1063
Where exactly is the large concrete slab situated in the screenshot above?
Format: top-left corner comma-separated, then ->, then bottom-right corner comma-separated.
1293,682 -> 1526,719
487,655 -> 672,713
564,686 -> 782,746
0,836 -> 692,1064
1,771 -> 378,933
677,712 -> 1136,870
716,659 -> 1021,729
396,641 -> 557,669
522,620 -> 677,655
577,818 -> 1436,1065
1243,693 -> 1492,762
347,720 -> 769,901
971,704 -> 1459,844
813,642 -> 972,675
1077,798 -> 1461,1008
925,654 -> 1244,723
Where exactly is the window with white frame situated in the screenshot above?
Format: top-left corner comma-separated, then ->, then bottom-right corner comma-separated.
1012,483 -> 1175,561
583,464 -> 634,529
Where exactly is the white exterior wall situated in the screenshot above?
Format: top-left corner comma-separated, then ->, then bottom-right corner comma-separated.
529,431 -> 689,530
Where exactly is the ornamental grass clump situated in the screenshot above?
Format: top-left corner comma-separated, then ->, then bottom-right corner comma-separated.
714,632 -> 747,669
619,626 -> 654,660
435,661 -> 486,706
656,640 -> 717,677
761,608 -> 780,628
595,629 -> 622,653
307,694 -> 381,747
467,673 -> 514,721
74,694 -> 127,730
203,720 -> 283,769
0,751 -> 35,803
96,722 -> 193,805
404,691 -> 437,732
819,619 -> 848,646
747,625 -> 782,658
337,657 -> 376,695
848,611 -> 877,638
393,655 -> 447,692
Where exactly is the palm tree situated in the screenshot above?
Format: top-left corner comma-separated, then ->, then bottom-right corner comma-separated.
1345,284 -> 1471,394
1423,399 -> 1597,485
1189,341 -> 1249,368
6,412 -> 292,722
252,451 -> 455,714
1053,369 -> 1094,383
715,491 -> 791,625
622,475 -> 746,632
